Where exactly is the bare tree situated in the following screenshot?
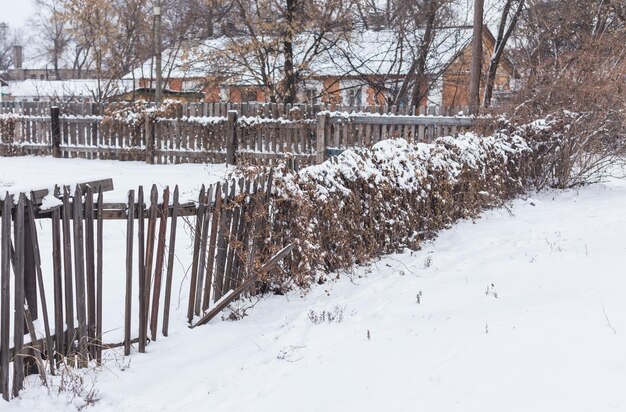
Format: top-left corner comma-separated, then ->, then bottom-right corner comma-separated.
482,0 -> 525,108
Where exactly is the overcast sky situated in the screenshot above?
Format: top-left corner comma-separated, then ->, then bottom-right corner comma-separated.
0,0 -> 36,29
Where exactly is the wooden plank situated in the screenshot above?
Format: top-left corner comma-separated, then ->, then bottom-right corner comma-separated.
137,187 -> 147,353
187,185 -> 205,323
192,244 -> 294,328
162,186 -> 179,337
143,185 -> 158,341
84,188 -> 96,360
149,187 -> 169,341
194,186 -> 213,316
27,193 -> 55,375
13,195 -> 25,397
72,186 -> 88,367
30,178 -> 114,206
124,190 -> 135,356
201,183 -> 221,312
0,194 -> 11,400
61,188 -> 75,359
51,186 -> 64,366
212,182 -> 230,303
96,188 -> 103,364
223,180 -> 242,293
232,179 -> 252,287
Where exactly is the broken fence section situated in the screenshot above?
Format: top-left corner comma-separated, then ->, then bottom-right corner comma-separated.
0,171 -> 293,402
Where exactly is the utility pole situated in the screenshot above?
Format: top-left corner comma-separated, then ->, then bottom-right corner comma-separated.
154,0 -> 163,106
469,0 -> 484,114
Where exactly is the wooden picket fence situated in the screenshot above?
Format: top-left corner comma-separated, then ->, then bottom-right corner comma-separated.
0,172 -> 291,402
0,101 -> 474,167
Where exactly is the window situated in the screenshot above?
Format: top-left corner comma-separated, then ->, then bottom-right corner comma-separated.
346,87 -> 362,107
305,88 -> 319,104
242,89 -> 258,102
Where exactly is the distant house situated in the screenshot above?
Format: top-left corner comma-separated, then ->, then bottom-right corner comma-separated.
5,45 -> 97,81
125,26 -> 516,112
2,79 -> 134,102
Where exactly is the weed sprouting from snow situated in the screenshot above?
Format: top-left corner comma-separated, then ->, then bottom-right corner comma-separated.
485,284 -> 499,299
416,291 -> 423,304
47,364 -> 101,410
545,232 -> 565,254
308,305 -> 346,324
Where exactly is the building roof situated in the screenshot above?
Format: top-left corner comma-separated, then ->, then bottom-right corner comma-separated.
6,79 -> 134,100
124,27 -> 479,88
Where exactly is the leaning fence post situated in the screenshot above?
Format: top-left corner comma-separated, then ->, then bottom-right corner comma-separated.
316,113 -> 329,164
51,106 -> 61,158
226,110 -> 238,165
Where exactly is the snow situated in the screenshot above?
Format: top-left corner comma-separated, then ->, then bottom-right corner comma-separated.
3,155 -> 626,411
5,80 -> 135,101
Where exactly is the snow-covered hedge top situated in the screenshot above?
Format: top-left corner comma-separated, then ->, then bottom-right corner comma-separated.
275,133 -> 529,202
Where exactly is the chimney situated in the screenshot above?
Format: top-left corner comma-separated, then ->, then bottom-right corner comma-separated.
13,45 -> 23,69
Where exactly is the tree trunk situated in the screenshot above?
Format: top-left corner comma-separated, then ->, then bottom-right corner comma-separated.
282,0 -> 298,103
483,0 -> 525,108
469,0 -> 484,113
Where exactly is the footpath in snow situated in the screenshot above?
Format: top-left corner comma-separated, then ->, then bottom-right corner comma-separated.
4,159 -> 626,412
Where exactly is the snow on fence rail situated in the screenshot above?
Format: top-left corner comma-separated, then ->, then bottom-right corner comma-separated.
0,172 -> 293,402
0,105 -> 474,167
0,100 -> 468,118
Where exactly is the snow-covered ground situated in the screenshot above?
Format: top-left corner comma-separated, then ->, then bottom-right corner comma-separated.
3,157 -> 626,411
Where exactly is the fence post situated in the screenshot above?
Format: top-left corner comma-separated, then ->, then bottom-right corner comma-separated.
51,106 -> 61,158
226,110 -> 238,165
145,114 -> 154,165
315,113 -> 329,164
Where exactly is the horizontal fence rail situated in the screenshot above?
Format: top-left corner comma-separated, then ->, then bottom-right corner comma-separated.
1,103 -> 474,167
0,101 -> 469,118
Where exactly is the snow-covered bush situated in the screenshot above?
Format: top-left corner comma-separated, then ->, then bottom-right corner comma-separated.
236,131 -> 531,292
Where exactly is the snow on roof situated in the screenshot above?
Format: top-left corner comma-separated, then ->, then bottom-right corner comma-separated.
124,27 -> 475,86
7,79 -> 134,99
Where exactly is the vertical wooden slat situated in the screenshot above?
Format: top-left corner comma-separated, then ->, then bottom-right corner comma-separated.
84,188 -> 96,359
13,195 -> 25,397
162,186 -> 179,337
124,190 -> 135,356
96,188 -> 103,364
137,187 -> 147,353
61,188 -> 75,359
51,186 -> 64,366
187,186 -> 205,323
72,186 -> 88,367
149,188 -> 169,341
194,186 -> 213,316
143,185 -> 158,341
27,193 -> 55,375
201,183 -> 221,312
223,180 -> 241,293
213,182 -> 230,303
1,193 -> 12,401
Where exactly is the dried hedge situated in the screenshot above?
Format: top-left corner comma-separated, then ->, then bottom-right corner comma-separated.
238,130 -> 533,292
